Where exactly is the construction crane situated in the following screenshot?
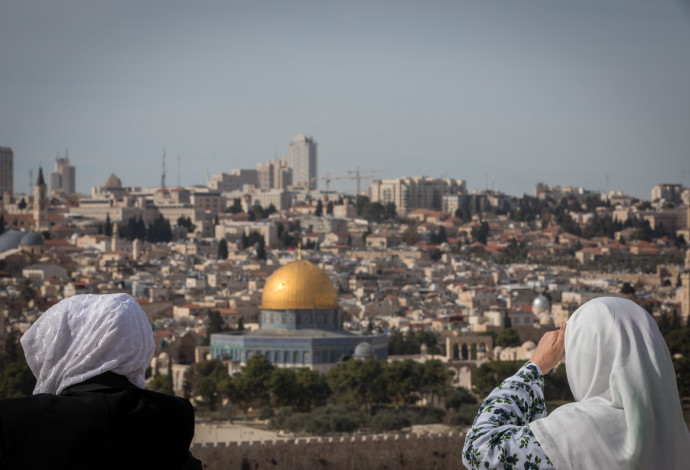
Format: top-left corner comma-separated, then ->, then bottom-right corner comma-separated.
311,173 -> 352,191
311,168 -> 385,193
348,167 -> 385,195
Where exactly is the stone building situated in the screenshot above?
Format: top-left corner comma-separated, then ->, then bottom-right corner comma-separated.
210,258 -> 388,373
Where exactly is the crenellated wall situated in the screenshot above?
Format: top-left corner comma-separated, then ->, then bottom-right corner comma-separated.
190,432 -> 467,470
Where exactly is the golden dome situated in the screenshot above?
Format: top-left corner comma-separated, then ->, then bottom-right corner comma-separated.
261,259 -> 338,310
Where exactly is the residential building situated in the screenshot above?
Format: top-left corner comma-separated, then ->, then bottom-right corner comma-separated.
50,152 -> 76,196
286,135 -> 317,190
0,147 -> 13,196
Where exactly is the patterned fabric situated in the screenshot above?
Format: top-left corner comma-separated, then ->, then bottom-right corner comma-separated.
21,293 -> 155,395
462,362 -> 554,470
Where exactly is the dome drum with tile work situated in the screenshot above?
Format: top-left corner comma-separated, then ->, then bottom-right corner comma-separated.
261,259 -> 338,310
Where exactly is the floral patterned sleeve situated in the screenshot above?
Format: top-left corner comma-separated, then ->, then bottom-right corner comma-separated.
462,362 -> 555,470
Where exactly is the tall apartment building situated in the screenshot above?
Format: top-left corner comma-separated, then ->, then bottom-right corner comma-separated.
257,159 -> 292,190
50,153 -> 76,196
368,176 -> 466,216
286,135 -> 317,190
0,147 -> 13,196
651,184 -> 684,205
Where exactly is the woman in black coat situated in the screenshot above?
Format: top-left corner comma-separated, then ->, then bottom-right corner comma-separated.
0,293 -> 201,470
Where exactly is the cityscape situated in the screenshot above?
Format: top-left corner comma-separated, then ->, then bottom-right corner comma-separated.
2,1 -> 689,468
0,137 -> 689,468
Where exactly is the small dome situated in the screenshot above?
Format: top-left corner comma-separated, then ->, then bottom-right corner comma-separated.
522,340 -> 537,350
533,295 -> 550,310
0,230 -> 26,252
19,231 -> 44,246
353,342 -> 374,360
261,259 -> 338,310
105,173 -> 122,188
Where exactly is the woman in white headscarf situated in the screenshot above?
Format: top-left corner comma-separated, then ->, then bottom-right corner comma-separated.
462,296 -> 690,469
0,293 -> 201,470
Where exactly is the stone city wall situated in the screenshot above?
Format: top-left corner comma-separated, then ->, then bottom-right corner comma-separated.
191,432 -> 467,470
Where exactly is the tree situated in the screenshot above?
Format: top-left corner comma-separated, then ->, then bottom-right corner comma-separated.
315,200 -> 323,217
385,359 -> 423,406
207,310 -> 225,336
496,328 -> 521,347
471,221 -> 489,244
227,355 -> 275,415
620,282 -> 636,296
217,239 -> 228,260
445,387 -> 477,411
473,360 -> 524,396
402,224 -> 419,245
228,198 -> 243,214
17,198 -> 27,210
326,201 -> 334,216
103,213 -> 113,237
148,374 -> 174,395
269,368 -> 299,408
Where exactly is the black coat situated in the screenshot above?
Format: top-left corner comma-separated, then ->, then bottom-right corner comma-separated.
0,372 -> 201,470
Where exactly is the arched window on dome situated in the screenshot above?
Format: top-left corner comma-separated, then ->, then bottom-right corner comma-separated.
293,351 -> 299,363
303,352 -> 309,364
283,351 -> 289,363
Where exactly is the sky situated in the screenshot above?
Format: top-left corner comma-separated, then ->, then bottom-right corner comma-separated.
2,0 -> 689,199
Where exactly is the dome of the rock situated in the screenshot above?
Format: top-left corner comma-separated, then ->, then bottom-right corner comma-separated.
261,259 -> 338,310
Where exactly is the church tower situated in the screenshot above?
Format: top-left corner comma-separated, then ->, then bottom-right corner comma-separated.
33,167 -> 47,231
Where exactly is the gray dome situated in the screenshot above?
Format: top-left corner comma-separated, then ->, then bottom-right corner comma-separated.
532,295 -> 550,309
0,230 -> 26,252
20,231 -> 44,246
353,342 -> 374,360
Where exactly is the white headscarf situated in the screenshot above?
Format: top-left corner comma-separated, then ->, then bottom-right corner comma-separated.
529,297 -> 690,469
21,293 -> 155,395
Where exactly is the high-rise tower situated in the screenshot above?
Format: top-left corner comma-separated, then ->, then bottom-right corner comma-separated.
286,135 -> 317,190
50,151 -> 76,196
0,147 -> 13,196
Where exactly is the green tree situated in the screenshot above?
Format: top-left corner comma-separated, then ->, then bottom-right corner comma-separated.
472,360 -> 524,396
103,213 -> 113,237
326,201 -> 334,216
621,282 -> 636,296
445,387 -> 477,411
217,239 -> 228,260
420,359 -> 452,407
496,328 -> 521,347
148,374 -> 174,395
207,310 -> 225,337
294,368 -> 331,412
385,359 -> 423,406
227,355 -> 274,415
402,224 -> 419,245
228,198 -> 243,214
269,367 -> 299,408
17,198 -> 27,210
471,221 -> 489,244
315,200 -> 323,217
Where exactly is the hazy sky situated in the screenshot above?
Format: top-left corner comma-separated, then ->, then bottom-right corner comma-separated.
2,0 -> 689,199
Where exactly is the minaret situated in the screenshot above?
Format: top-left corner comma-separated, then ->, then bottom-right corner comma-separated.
33,167 -> 47,231
111,222 -> 119,252
133,238 -> 140,261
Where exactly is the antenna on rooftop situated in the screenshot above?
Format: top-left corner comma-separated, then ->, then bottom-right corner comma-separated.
606,172 -> 609,195
177,154 -> 181,187
161,147 -> 166,188
29,169 -> 33,192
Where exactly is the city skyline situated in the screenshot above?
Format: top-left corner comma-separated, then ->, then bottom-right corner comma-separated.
2,0 -> 689,199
